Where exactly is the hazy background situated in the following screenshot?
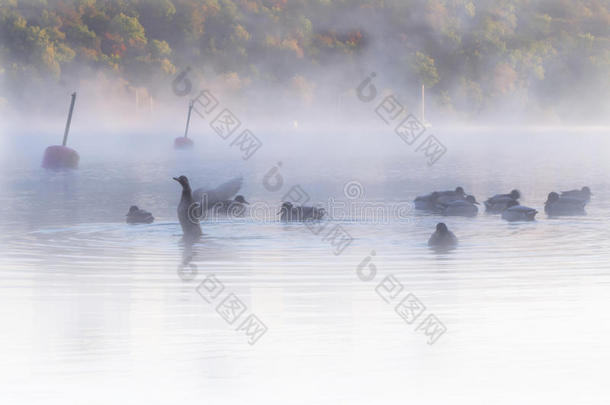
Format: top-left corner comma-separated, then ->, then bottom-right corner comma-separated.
0,0 -> 609,132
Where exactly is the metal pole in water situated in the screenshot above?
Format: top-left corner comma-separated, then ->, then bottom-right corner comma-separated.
62,92 -> 77,147
184,100 -> 193,138
421,84 -> 425,124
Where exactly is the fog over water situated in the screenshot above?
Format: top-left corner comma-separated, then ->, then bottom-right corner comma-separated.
1,0 -> 610,404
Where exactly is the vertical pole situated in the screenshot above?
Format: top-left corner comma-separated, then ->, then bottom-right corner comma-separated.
62,92 -> 77,147
184,100 -> 194,138
421,84 -> 425,124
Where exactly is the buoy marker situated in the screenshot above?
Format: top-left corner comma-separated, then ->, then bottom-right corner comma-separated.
42,92 -> 80,169
174,100 -> 194,149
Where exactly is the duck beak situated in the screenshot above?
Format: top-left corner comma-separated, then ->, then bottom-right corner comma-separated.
243,200 -> 250,205
172,177 -> 180,182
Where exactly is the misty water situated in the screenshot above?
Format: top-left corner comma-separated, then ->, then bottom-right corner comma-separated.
1,126 -> 609,404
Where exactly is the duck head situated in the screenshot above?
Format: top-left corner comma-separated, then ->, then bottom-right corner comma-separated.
127,205 -> 139,215
173,175 -> 190,189
278,201 -> 293,216
466,195 -> 479,205
582,186 -> 592,196
234,195 -> 249,204
436,222 -> 448,233
546,192 -> 559,204
455,187 -> 465,195
509,189 -> 520,199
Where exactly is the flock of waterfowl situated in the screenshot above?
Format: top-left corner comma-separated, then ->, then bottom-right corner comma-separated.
126,174 -> 592,250
422,186 -> 592,248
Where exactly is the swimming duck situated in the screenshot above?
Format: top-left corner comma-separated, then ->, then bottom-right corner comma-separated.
279,202 -> 325,221
545,192 -> 586,216
126,206 -> 154,224
439,195 -> 479,217
173,175 -> 243,239
560,186 -> 592,203
484,190 -> 520,213
501,202 -> 537,222
207,195 -> 249,217
428,223 -> 458,248
414,187 -> 465,210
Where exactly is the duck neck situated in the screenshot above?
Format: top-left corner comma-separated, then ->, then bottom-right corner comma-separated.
181,184 -> 192,202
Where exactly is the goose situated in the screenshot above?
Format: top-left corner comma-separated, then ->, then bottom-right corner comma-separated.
428,223 -> 458,248
126,206 -> 154,224
439,195 -> 479,217
501,202 -> 537,221
545,192 -> 586,216
560,186 -> 592,203
279,202 -> 325,221
173,175 -> 243,239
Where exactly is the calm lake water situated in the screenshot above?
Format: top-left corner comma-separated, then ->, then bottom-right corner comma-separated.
1,127 -> 609,404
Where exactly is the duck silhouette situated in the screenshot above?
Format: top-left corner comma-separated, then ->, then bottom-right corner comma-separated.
439,195 -> 479,217
279,202 -> 325,221
545,192 -> 586,216
501,201 -> 537,221
173,175 -> 243,239
126,206 -> 154,224
560,186 -> 592,203
428,222 -> 457,248
484,190 -> 520,213
414,187 -> 465,210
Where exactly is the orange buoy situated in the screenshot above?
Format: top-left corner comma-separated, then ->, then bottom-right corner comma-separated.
42,92 -> 80,169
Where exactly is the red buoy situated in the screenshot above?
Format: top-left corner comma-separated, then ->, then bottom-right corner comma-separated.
174,137 -> 194,149
42,92 -> 80,169
42,145 -> 79,169
174,100 -> 194,149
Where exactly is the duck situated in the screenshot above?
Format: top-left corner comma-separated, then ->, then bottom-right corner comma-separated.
439,195 -> 479,217
501,202 -> 537,221
484,190 -> 520,213
428,222 -> 458,248
414,187 -> 465,210
173,175 -> 243,239
414,191 -> 440,210
206,195 -> 249,217
545,192 -> 586,216
279,202 -> 325,221
560,186 -> 592,203
126,205 -> 154,224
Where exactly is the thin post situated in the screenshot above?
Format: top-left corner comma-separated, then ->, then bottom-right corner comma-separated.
421,84 -> 425,123
184,100 -> 194,138
62,92 -> 77,147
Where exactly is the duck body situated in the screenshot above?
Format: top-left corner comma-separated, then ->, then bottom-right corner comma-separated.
484,196 -> 517,213
428,223 -> 458,248
126,206 -> 154,224
414,187 -> 465,211
441,200 -> 478,217
484,190 -> 520,213
501,205 -> 537,221
438,195 -> 479,217
560,187 -> 592,203
414,192 -> 439,210
279,202 -> 325,221
206,195 -> 249,217
545,192 -> 586,216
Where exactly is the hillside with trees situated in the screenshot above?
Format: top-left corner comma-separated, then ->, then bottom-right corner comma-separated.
1,0 -> 609,120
